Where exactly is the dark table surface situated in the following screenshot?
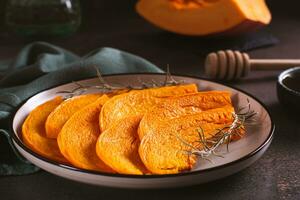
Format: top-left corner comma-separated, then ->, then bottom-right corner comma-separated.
0,1 -> 299,200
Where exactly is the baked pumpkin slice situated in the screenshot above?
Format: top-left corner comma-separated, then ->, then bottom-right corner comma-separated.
139,105 -> 237,174
57,95 -> 114,172
45,93 -> 102,139
139,91 -> 232,139
100,84 -> 198,131
22,96 -> 67,163
96,116 -> 148,175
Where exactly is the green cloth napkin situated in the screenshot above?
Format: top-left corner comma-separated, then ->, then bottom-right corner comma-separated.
0,41 -> 163,176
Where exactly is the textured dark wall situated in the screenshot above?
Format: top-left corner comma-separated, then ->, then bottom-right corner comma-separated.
0,0 -> 299,32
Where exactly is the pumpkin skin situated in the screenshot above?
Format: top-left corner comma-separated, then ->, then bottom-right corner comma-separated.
136,0 -> 271,36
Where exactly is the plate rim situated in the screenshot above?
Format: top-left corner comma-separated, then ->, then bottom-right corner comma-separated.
10,72 -> 275,179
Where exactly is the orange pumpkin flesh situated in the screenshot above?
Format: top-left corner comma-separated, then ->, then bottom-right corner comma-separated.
139,105 -> 235,174
136,0 -> 271,36
57,95 -> 114,173
22,96 -> 68,163
21,85 -> 245,175
100,84 -> 198,131
138,91 -> 232,139
96,116 -> 148,175
45,94 -> 102,139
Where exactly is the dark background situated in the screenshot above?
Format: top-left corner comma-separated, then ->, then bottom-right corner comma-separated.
0,0 -> 300,199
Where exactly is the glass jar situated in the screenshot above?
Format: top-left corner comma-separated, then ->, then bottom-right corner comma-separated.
5,0 -> 81,37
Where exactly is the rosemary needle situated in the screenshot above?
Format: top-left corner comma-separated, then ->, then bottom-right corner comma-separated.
176,103 -> 257,163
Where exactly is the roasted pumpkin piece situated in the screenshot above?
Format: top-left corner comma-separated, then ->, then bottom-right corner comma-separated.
136,0 -> 271,36
96,116 -> 148,175
45,93 -> 102,139
57,95 -> 114,172
139,91 -> 232,139
22,96 -> 67,163
100,84 -> 198,131
139,106 -> 235,174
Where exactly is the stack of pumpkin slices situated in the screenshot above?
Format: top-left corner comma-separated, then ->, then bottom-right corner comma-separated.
22,83 -> 244,175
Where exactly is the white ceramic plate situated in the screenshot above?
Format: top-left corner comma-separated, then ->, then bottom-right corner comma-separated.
11,73 -> 274,189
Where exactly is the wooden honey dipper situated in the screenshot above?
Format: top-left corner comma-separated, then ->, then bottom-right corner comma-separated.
204,50 -> 300,80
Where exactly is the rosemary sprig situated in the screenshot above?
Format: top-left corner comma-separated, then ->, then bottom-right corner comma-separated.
57,65 -> 183,99
177,100 -> 257,162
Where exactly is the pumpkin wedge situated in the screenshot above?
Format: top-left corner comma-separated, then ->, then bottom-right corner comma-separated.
100,84 -> 198,131
22,96 -> 67,163
45,93 -> 102,139
139,91 -> 232,139
96,116 -> 148,175
136,0 -> 271,36
139,105 -> 235,174
57,95 -> 114,172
